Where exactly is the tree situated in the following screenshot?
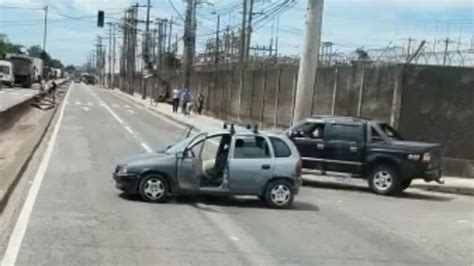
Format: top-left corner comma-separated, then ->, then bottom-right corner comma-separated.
50,59 -> 63,69
65,65 -> 76,73
0,33 -> 22,56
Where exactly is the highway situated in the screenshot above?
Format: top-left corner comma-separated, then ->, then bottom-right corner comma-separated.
1,83 -> 473,265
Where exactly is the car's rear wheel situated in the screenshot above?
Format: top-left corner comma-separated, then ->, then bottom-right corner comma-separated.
139,174 -> 169,203
368,165 -> 402,196
264,180 -> 294,209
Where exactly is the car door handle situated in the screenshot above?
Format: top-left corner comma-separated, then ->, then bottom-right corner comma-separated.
317,143 -> 324,150
350,146 -> 358,152
261,164 -> 271,170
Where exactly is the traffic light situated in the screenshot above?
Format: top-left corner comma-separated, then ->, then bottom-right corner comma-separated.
97,11 -> 104,28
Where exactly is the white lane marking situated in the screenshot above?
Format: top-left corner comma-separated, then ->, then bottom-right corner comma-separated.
85,85 -> 152,153
75,101 -> 81,105
112,103 -> 119,108
127,109 -> 135,114
141,143 -> 153,153
105,90 -> 186,130
230,236 -> 239,241
457,220 -> 469,223
124,105 -> 131,108
11,92 -> 18,95
82,106 -> 90,112
1,83 -> 73,266
124,126 -> 134,134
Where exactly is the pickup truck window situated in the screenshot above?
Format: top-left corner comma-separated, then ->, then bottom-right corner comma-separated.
293,122 -> 324,139
371,127 -> 384,142
234,136 -> 271,159
378,123 -> 402,140
325,123 -> 363,142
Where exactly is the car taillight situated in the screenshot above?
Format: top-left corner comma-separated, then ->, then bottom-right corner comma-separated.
296,158 -> 302,177
422,152 -> 431,163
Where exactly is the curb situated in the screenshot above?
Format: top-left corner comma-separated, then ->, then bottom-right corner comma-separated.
411,184 -> 474,196
0,81 -> 70,214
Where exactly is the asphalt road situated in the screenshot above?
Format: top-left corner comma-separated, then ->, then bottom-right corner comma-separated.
1,83 -> 473,265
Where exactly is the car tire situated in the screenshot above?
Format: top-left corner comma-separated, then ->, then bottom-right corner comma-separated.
264,180 -> 294,209
368,165 -> 402,196
138,174 -> 169,203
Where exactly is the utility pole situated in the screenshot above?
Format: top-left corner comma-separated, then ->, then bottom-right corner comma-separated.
112,24 -> 116,89
275,16 -> 279,58
245,0 -> 254,61
406,37 -> 413,61
215,14 -> 220,66
240,0 -> 248,66
293,0 -> 324,124
43,5 -> 48,53
167,17 -> 173,53
107,22 -> 113,88
183,0 -> 195,89
443,38 -> 450,66
144,0 -> 151,69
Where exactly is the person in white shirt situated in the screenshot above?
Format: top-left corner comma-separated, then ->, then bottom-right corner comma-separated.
171,87 -> 180,113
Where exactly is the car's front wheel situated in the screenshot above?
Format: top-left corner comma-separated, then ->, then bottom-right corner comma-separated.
368,165 -> 402,195
138,174 -> 169,203
264,180 -> 294,209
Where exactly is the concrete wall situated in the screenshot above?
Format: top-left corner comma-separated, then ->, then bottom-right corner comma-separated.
399,65 -> 474,160
140,63 -> 474,177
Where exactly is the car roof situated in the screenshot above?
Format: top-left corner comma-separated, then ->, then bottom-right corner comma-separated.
206,128 -> 285,138
303,115 -> 384,124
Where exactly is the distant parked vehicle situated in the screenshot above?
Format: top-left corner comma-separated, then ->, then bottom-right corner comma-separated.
32,57 -> 43,83
0,60 -> 14,87
113,125 -> 303,208
5,53 -> 34,88
287,115 -> 443,195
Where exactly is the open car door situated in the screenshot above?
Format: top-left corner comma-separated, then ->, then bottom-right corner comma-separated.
176,133 -> 206,192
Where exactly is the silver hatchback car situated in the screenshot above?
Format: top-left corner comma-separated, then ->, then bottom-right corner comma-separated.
113,125 -> 302,208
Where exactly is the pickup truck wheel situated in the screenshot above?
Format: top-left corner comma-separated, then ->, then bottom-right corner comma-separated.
368,165 -> 402,196
264,180 -> 294,209
138,175 -> 169,203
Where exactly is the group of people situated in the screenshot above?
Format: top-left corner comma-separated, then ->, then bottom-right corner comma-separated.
171,87 -> 205,116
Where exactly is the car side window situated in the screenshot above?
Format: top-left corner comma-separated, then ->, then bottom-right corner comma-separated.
270,137 -> 291,158
234,136 -> 271,159
325,123 -> 363,142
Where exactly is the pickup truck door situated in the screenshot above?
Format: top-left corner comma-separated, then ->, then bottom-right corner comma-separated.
323,123 -> 364,174
176,134 -> 206,192
290,123 -> 325,170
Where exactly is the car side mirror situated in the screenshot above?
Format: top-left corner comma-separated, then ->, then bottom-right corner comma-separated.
289,130 -> 298,138
176,151 -> 185,159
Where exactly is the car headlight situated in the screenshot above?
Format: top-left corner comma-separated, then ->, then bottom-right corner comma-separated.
407,154 -> 421,161
116,165 -> 128,174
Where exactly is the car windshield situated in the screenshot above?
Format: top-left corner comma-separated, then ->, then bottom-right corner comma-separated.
378,123 -> 403,140
165,132 -> 203,154
0,65 -> 10,74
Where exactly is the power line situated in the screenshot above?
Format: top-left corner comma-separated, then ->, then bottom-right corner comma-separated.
167,0 -> 185,22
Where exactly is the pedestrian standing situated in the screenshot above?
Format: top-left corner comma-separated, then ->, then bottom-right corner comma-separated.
182,89 -> 192,116
50,81 -> 57,102
171,86 -> 180,113
197,92 -> 205,115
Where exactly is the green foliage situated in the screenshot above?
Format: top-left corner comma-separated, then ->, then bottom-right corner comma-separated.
1,33 -> 64,68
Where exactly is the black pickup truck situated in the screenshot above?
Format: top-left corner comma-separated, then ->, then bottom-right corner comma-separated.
287,116 -> 442,195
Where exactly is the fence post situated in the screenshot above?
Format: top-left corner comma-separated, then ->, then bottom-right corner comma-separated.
274,69 -> 282,128
290,70 -> 298,126
260,69 -> 267,125
390,64 -> 404,128
357,66 -> 366,117
331,67 -> 339,115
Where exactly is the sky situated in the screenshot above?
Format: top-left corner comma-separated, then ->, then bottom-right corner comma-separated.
0,0 -> 472,66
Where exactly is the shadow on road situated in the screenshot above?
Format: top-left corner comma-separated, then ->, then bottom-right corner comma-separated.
118,193 -> 319,211
303,180 -> 453,202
